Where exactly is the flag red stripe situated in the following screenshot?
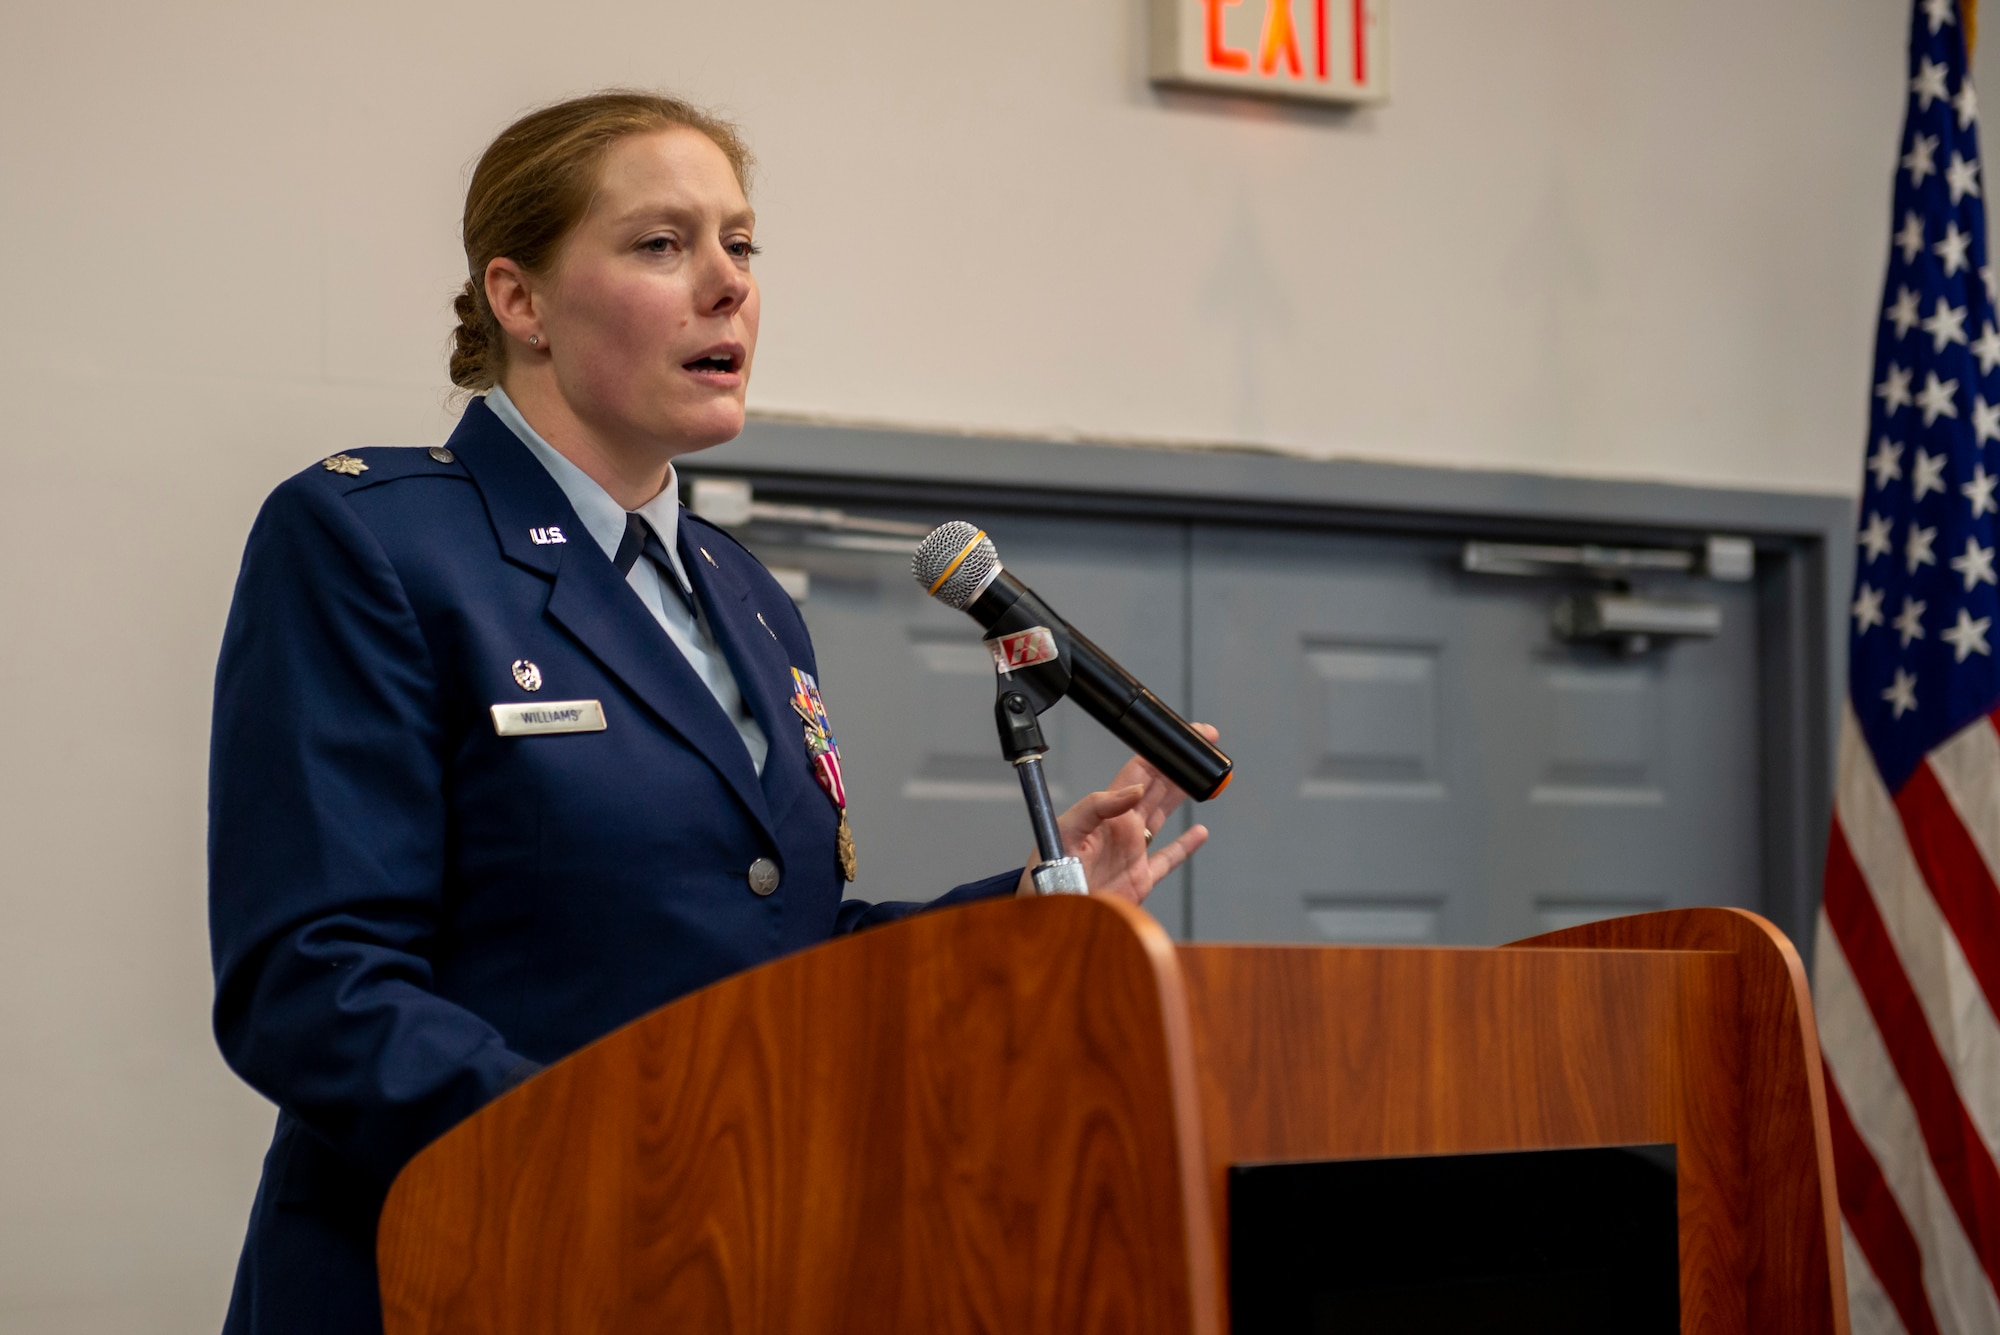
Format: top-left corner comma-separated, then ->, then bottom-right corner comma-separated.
1824,1053 -> 1945,1335
1898,754 -> 2000,1018
1825,819 -> 2000,1286
1351,0 -> 1366,83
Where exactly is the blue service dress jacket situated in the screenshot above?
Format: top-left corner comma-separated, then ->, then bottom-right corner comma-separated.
208,397 -> 1020,1334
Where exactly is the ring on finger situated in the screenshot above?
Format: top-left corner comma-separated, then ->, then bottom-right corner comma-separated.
1142,827 -> 1155,845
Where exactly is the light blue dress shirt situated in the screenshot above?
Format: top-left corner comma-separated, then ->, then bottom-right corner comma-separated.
485,386 -> 769,775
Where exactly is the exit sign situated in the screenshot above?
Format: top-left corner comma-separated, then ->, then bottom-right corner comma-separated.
1151,0 -> 1387,105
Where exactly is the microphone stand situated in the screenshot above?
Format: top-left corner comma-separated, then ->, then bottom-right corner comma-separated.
995,688 -> 1088,896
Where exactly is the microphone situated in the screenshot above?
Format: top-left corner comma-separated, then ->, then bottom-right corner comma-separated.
912,522 -> 1234,801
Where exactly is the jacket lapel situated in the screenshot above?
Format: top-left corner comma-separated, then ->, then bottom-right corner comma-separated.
450,400 -> 776,837
678,527 -> 813,834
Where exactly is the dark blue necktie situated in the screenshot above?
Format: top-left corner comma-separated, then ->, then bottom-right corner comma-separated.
612,512 -> 697,618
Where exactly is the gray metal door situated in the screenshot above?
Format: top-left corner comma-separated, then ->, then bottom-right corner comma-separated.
729,508 -> 1194,935
1186,525 -> 1763,945
714,480 -> 1768,948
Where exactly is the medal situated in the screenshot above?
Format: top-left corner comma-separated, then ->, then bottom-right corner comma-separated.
790,668 -> 858,882
835,817 -> 857,885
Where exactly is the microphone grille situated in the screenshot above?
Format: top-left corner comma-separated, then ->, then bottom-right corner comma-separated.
912,521 -> 1000,609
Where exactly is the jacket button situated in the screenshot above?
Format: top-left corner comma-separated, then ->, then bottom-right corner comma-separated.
747,857 -> 781,896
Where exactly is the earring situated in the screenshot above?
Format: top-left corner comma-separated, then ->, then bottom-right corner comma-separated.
528,334 -> 541,347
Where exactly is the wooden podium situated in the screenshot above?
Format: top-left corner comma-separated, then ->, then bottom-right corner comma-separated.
376,898 -> 1847,1334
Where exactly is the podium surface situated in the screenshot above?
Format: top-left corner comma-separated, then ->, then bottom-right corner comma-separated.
377,898 -> 1845,1334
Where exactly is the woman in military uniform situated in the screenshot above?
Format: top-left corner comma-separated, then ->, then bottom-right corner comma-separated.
206,91 -> 1211,1334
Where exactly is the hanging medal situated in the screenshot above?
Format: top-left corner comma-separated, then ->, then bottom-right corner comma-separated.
790,667 -> 858,882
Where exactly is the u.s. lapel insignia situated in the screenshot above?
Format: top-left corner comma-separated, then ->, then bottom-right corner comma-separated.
789,667 -> 857,882
321,453 -> 368,476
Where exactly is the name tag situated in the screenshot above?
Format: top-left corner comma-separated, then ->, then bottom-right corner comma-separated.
491,700 -> 606,737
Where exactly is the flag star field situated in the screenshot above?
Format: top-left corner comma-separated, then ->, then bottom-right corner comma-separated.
1853,2 -> 2000,792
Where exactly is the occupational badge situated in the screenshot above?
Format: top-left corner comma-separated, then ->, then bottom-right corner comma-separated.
789,667 -> 857,882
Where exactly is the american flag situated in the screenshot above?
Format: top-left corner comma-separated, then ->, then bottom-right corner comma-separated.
1815,1 -> 2000,1331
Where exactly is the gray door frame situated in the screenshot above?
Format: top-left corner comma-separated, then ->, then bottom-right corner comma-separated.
686,418 -> 1857,958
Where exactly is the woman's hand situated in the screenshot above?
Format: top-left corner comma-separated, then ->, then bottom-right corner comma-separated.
1015,725 -> 1218,903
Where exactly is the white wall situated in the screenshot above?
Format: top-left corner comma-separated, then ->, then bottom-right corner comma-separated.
0,0 -> 1920,1327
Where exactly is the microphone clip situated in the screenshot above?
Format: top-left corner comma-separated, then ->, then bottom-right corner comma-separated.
979,584 -> 1074,719
993,673 -> 1088,895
